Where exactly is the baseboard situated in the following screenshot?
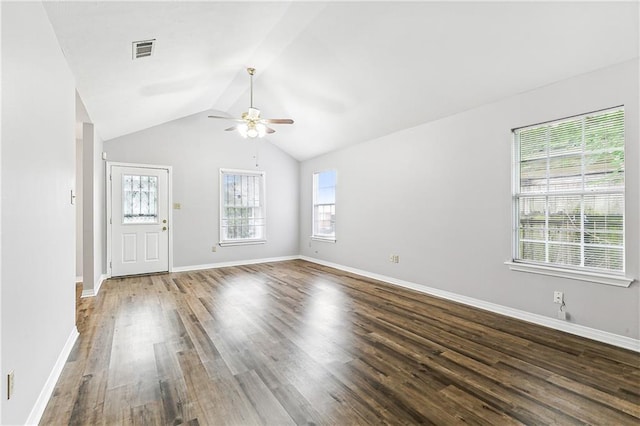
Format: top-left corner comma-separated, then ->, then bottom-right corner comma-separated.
75,276 -> 82,283
25,327 -> 79,425
299,256 -> 640,353
95,274 -> 107,295
80,273 -> 107,298
171,255 -> 300,273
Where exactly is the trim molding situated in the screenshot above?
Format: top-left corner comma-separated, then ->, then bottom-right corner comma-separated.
171,255 -> 300,273
26,327 -> 79,425
80,273 -> 107,298
505,261 -> 634,287
75,276 -> 82,283
300,256 -> 640,353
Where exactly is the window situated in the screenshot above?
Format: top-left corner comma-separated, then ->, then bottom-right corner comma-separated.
512,107 -> 625,275
312,170 -> 336,241
220,169 -> 265,246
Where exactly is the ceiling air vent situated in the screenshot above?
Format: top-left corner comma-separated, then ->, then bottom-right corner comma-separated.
132,39 -> 155,60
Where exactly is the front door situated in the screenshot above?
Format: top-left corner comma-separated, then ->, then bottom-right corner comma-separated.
111,165 -> 169,276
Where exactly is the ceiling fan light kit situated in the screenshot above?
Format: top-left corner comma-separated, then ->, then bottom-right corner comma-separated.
209,67 -> 293,139
238,121 -> 267,138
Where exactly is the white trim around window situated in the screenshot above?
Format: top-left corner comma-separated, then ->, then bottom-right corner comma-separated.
219,168 -> 266,246
505,261 -> 634,287
509,107 -> 633,286
312,169 -> 337,242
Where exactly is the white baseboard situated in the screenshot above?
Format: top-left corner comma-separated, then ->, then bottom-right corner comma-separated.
75,276 -> 82,283
80,273 -> 107,298
171,255 -> 300,273
95,274 -> 107,295
26,327 -> 79,425
299,256 -> 640,353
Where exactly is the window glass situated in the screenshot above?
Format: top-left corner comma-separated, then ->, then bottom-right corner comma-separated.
220,170 -> 265,244
513,107 -> 624,273
122,174 -> 158,224
313,170 -> 336,240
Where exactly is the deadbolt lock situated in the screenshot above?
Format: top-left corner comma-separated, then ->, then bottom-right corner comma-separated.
162,219 -> 167,223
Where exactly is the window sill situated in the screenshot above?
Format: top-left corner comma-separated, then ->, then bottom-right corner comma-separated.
505,261 -> 634,287
311,236 -> 336,243
219,240 -> 266,247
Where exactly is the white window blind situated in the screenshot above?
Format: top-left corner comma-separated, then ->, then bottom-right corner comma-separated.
513,107 -> 625,273
220,169 -> 266,246
313,170 -> 336,240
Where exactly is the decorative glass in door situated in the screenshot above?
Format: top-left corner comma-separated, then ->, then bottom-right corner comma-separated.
122,175 -> 158,224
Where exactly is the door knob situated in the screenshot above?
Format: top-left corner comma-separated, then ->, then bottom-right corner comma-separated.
162,219 -> 167,223
162,226 -> 167,231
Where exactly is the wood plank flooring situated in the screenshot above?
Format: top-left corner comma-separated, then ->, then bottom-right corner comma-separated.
42,260 -> 640,425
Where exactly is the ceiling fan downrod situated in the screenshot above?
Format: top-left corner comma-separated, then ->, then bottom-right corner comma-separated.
247,67 -> 255,108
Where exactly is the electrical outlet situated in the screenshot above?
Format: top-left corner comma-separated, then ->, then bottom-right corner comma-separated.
553,291 -> 563,304
7,370 -> 14,400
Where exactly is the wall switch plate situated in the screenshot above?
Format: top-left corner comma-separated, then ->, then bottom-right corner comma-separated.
211,246 -> 217,252
7,371 -> 14,400
173,202 -> 181,210
553,291 -> 563,304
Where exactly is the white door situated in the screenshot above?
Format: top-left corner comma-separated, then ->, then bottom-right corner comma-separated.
111,165 -> 169,276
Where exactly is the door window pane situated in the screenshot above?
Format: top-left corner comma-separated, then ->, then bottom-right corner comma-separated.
123,174 -> 158,224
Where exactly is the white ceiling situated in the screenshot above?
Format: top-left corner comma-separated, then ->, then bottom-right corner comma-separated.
45,1 -> 639,161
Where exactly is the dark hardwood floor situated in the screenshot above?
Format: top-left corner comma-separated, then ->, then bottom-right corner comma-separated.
42,260 -> 639,425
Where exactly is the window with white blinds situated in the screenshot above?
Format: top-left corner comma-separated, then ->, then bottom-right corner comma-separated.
312,170 -> 336,241
513,107 -> 625,273
220,169 -> 266,246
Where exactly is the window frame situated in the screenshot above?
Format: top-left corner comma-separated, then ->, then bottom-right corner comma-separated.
508,107 -> 633,287
312,169 -> 337,243
219,168 -> 266,246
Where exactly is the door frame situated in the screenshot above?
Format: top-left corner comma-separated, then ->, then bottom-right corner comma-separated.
106,161 -> 173,278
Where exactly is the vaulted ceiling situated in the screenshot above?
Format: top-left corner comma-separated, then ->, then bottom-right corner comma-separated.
44,1 -> 639,161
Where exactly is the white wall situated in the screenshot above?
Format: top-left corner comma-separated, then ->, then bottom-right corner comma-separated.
94,130 -> 106,287
300,60 -> 640,340
75,138 -> 83,279
104,112 -> 299,268
75,91 -> 93,282
1,2 -> 77,423
80,123 -> 106,295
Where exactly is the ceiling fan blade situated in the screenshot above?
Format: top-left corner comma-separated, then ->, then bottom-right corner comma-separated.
266,126 -> 276,134
208,115 -> 244,122
261,118 -> 294,124
224,126 -> 238,132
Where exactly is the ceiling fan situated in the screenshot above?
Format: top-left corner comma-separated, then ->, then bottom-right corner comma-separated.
208,67 -> 294,138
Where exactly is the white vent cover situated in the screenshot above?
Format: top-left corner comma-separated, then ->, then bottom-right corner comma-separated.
132,39 -> 155,59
